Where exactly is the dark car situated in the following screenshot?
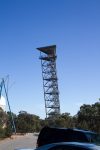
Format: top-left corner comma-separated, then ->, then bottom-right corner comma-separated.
35,142 -> 100,150
15,142 -> 100,150
37,126 -> 100,147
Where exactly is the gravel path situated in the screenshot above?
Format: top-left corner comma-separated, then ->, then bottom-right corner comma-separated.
0,133 -> 37,150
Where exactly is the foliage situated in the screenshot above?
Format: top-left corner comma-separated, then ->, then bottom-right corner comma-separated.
0,107 -> 8,138
0,127 -> 6,138
0,100 -> 100,139
16,111 -> 41,133
76,102 -> 100,133
0,107 -> 7,127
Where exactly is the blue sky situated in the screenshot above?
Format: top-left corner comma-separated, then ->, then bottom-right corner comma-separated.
0,0 -> 100,118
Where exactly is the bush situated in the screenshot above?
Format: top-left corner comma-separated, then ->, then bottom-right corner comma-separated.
0,127 -> 6,139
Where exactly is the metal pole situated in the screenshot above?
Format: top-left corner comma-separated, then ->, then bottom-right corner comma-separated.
3,79 -> 16,134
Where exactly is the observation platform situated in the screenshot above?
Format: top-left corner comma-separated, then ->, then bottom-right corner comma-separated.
37,45 -> 56,55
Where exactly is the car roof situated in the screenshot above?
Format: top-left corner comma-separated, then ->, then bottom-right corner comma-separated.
36,142 -> 100,150
42,126 -> 95,134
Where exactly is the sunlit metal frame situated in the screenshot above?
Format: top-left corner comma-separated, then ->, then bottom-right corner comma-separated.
0,77 -> 16,133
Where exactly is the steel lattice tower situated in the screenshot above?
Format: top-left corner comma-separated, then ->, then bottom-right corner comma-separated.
37,45 -> 60,118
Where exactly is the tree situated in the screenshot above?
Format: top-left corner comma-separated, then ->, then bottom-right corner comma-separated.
45,112 -> 74,128
0,107 -> 7,128
76,102 -> 100,133
16,111 -> 41,133
0,108 -> 8,138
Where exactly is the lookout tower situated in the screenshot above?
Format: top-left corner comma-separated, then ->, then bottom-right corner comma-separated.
37,45 -> 60,118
